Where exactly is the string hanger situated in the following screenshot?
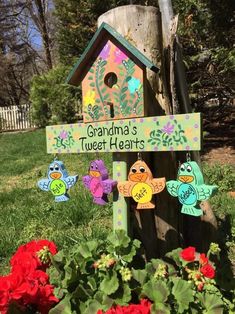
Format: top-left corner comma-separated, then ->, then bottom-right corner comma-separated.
54,154 -> 58,161
186,152 -> 191,162
137,152 -> 142,160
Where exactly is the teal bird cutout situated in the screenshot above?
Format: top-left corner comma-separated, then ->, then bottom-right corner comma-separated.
166,161 -> 217,216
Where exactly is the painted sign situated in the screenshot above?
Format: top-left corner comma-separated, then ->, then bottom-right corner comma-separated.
46,113 -> 201,154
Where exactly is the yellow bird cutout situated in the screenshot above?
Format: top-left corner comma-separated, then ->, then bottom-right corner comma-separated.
117,160 -> 166,209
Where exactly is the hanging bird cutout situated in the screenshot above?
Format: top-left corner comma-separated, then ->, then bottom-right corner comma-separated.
82,159 -> 117,205
118,160 -> 166,209
38,160 -> 78,202
166,161 -> 217,216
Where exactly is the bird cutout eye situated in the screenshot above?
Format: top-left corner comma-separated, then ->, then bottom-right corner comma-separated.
90,164 -> 94,169
180,164 -> 185,171
139,167 -> 145,173
131,168 -> 137,173
186,165 -> 192,172
54,166 -> 59,171
95,165 -> 98,170
49,167 -> 54,171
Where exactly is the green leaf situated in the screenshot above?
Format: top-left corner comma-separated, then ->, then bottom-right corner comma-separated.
100,271 -> 119,295
101,87 -> 107,93
107,230 -> 130,248
132,269 -> 147,285
197,292 -> 224,314
87,277 -> 97,291
142,279 -> 169,304
78,241 -> 98,259
83,300 -> 103,314
88,76 -> 93,80
89,82 -> 95,87
111,284 -> 132,306
165,248 -> 182,267
89,68 -> 94,73
172,277 -> 194,313
151,302 -> 171,314
49,295 -> 72,314
121,94 -> 127,101
126,76 -> 132,82
121,86 -> 128,93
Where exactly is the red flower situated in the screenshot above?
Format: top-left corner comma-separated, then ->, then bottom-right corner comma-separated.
1,239 -> 58,313
10,251 -> 38,274
11,240 -> 57,271
200,264 -> 215,279
199,253 -> 208,265
180,247 -> 196,262
0,276 -> 10,311
97,299 -> 151,314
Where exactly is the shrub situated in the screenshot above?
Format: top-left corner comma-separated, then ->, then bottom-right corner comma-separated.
30,65 -> 81,127
48,230 -> 234,314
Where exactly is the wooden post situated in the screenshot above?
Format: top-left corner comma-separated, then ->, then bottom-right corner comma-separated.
113,153 -> 129,232
98,5 -> 180,257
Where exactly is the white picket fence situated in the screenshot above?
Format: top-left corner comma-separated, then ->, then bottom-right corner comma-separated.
0,104 -> 35,131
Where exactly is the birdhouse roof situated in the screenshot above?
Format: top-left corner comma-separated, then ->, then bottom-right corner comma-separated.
66,22 -> 159,85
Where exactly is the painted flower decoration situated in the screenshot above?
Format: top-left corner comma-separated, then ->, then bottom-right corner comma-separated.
162,122 -> 174,135
180,246 -> 196,262
99,42 -> 111,60
84,90 -> 96,107
59,130 -> 68,140
128,77 -> 141,94
114,48 -> 128,64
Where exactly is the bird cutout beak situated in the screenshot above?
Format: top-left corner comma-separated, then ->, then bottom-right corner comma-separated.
89,170 -> 101,177
50,172 -> 62,179
129,172 -> 148,182
178,175 -> 194,183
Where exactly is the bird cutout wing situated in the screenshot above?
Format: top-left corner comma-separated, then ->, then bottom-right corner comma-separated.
38,179 -> 50,192
65,175 -> 78,189
102,179 -> 117,194
82,175 -> 92,189
117,181 -> 132,197
166,180 -> 180,197
151,177 -> 166,194
197,184 -> 218,201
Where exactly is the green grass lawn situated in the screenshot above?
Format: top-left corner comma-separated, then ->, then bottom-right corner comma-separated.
0,129 -> 113,274
0,129 -> 234,276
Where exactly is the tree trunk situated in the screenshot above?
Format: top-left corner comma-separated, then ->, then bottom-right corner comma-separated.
33,0 -> 53,69
98,5 -> 181,258
98,4 -> 217,257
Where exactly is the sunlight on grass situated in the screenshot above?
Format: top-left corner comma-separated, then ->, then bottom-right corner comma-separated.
0,129 -> 113,274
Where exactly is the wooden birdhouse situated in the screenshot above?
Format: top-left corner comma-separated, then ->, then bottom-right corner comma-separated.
66,22 -> 159,123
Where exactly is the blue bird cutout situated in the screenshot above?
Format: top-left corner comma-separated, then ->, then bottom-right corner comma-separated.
38,160 -> 78,202
166,161 -> 217,216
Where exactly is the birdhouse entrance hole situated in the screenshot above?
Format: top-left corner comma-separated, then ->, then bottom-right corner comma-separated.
104,72 -> 118,88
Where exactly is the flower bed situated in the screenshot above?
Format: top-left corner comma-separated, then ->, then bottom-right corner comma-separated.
48,231 -> 234,314
1,232 -> 234,314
